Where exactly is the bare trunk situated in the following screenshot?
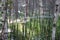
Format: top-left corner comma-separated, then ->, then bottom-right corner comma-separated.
1,0 -> 8,40
52,5 -> 59,40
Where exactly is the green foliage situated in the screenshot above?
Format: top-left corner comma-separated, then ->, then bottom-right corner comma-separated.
56,16 -> 60,40
8,18 -> 41,40
7,0 -> 12,4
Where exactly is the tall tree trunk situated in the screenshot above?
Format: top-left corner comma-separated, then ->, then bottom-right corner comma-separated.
39,0 -> 44,40
52,5 -> 59,40
1,0 -> 8,40
13,0 -> 18,40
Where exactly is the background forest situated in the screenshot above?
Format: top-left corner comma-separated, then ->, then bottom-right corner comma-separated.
0,0 -> 60,40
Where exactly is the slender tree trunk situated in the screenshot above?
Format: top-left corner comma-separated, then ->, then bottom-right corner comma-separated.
13,0 -> 18,40
52,5 -> 59,40
1,0 -> 8,40
39,0 -> 44,40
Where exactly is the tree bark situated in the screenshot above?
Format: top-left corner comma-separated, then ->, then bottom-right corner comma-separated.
1,0 -> 8,40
